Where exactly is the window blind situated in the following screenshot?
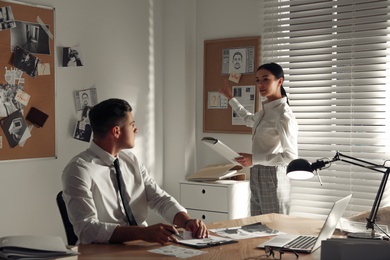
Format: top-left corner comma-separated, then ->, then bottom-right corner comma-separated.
262,0 -> 390,219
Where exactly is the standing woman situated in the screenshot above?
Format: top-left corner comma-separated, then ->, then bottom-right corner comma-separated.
219,62 -> 298,215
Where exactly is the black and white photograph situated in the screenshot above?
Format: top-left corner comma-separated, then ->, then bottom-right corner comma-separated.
0,83 -> 25,118
0,6 -> 16,31
221,46 -> 255,75
73,107 -> 92,143
10,21 -> 50,54
232,85 -> 255,126
230,50 -> 245,73
0,110 -> 28,148
74,87 -> 97,111
63,47 -> 83,67
13,46 -> 40,77
233,87 -> 242,97
72,88 -> 97,142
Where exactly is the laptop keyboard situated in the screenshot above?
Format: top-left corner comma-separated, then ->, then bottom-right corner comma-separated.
285,235 -> 317,249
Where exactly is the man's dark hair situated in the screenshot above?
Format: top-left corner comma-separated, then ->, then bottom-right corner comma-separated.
232,51 -> 243,60
89,98 -> 132,138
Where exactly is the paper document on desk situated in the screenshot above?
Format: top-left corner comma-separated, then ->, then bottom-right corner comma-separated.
174,231 -> 237,248
0,235 -> 78,259
149,245 -> 207,259
202,137 -> 241,164
338,217 -> 389,234
210,222 -> 282,240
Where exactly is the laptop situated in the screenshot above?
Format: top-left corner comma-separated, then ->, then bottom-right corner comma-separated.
257,194 -> 352,253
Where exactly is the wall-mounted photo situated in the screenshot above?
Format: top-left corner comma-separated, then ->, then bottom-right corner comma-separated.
10,21 -> 50,54
72,88 -> 97,143
74,88 -> 97,111
63,47 -> 83,67
73,113 -> 92,143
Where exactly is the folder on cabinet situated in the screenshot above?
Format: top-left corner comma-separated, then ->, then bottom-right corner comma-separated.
201,137 -> 241,164
187,163 -> 245,181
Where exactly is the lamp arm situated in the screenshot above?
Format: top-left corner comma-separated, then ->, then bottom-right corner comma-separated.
366,168 -> 390,232
336,152 -> 386,174
336,152 -> 390,235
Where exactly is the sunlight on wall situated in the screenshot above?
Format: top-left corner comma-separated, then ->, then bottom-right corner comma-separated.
145,0 -> 156,181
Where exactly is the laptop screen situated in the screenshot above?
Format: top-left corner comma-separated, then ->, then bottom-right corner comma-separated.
311,194 -> 352,251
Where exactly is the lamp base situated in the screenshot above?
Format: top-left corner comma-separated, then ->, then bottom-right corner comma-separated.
347,232 -> 382,240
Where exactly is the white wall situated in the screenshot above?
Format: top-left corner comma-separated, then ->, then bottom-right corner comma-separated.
195,0 -> 263,172
162,0 -> 264,190
162,0 -> 197,200
0,0 -> 265,242
0,0 -> 165,241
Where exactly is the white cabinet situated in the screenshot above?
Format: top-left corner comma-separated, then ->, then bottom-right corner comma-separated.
179,180 -> 250,223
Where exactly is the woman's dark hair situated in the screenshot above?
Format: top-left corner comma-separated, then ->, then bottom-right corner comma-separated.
89,98 -> 132,138
257,62 -> 289,105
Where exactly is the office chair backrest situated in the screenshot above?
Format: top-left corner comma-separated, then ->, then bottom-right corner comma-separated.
56,191 -> 78,245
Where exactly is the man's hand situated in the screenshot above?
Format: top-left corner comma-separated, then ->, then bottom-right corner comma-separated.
184,219 -> 209,239
139,223 -> 179,245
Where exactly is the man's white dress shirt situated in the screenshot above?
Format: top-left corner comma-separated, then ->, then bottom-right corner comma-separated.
62,141 -> 186,244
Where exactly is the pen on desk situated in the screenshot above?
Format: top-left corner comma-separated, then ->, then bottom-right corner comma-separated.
170,230 -> 184,240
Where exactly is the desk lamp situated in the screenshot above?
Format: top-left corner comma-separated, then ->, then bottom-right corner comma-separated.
287,151 -> 390,239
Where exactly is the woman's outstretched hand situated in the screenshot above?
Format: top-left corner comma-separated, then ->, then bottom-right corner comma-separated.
219,79 -> 233,100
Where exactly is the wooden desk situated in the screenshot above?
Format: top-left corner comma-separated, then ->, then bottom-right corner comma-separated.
68,214 -> 327,259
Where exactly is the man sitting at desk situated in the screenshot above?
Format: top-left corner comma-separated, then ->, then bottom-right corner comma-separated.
62,98 -> 208,244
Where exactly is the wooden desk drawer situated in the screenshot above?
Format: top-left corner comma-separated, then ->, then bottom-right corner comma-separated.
180,184 -> 228,212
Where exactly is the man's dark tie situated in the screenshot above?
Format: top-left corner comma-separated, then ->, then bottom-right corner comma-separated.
113,158 -> 137,226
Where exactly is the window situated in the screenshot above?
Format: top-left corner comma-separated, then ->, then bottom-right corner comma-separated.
262,0 -> 390,219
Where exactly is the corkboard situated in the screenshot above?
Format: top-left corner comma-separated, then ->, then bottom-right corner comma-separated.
0,1 -> 55,160
203,36 -> 260,134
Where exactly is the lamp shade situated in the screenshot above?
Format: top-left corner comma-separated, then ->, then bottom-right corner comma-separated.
286,158 -> 314,180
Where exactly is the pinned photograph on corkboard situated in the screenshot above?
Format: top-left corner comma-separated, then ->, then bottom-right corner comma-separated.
1,110 -> 30,148
0,6 -> 16,31
13,46 -> 40,77
10,21 -> 51,55
223,47 -> 255,75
